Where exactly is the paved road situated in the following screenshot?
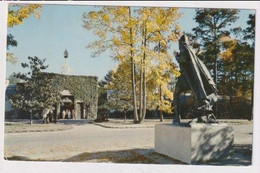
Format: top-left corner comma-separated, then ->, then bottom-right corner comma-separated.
4,122 -> 253,161
233,125 -> 253,145
4,123 -> 154,160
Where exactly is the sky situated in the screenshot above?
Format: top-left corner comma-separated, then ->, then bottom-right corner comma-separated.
6,4 -> 255,81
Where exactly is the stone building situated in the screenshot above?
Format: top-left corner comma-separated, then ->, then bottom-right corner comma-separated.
44,72 -> 98,120
5,73 -> 98,120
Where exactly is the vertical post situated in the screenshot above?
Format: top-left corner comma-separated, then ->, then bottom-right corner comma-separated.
74,101 -> 77,120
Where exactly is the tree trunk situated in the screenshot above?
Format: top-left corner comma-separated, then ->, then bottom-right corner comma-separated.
250,81 -> 254,121
140,69 -> 147,123
129,7 -> 139,123
139,56 -> 143,122
30,111 -> 33,125
229,95 -> 232,118
139,27 -> 147,123
160,110 -> 163,122
159,85 -> 164,122
124,110 -> 127,123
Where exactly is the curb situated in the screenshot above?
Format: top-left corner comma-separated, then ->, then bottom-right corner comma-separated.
92,123 -> 154,129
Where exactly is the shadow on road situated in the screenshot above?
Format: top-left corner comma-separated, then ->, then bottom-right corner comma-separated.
4,145 -> 252,166
4,148 -> 184,164
63,148 -> 184,164
207,144 -> 252,166
4,156 -> 61,162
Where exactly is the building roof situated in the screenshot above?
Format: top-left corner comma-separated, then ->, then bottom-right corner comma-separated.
60,90 -> 72,96
5,85 -> 17,96
42,72 -> 98,80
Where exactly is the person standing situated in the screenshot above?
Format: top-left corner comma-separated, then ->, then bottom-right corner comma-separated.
65,109 -> 68,119
62,110 -> 66,119
68,110 -> 71,119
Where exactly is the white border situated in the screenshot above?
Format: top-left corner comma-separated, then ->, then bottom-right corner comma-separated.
0,1 -> 259,173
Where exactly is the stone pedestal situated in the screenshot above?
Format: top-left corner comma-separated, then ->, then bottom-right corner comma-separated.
154,123 -> 234,164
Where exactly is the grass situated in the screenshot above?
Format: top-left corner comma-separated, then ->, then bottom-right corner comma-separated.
4,122 -> 72,133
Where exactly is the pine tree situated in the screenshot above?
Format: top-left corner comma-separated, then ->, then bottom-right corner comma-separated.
9,56 -> 60,125
192,9 -> 239,86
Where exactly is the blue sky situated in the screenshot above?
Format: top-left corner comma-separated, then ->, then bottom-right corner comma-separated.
6,4 -> 255,81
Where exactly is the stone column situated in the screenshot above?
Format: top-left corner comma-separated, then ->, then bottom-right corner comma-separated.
83,104 -> 86,119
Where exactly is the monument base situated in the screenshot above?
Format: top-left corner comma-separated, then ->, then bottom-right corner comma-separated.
154,123 -> 234,164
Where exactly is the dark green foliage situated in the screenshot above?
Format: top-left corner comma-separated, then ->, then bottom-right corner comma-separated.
96,71 -> 112,121
223,14 -> 255,120
8,73 -> 21,85
6,34 -> 18,63
44,73 -> 98,118
191,9 -> 256,119
218,42 -> 254,118
7,34 -> 17,50
244,14 -> 255,45
98,70 -> 112,108
9,56 -> 61,123
192,9 -> 239,84
193,9 -> 239,40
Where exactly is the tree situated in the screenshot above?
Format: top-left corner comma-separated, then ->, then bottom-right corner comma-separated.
106,64 -> 133,122
9,56 -> 60,125
219,37 -> 254,119
83,6 -> 140,123
192,9 -> 239,86
7,34 -> 18,64
136,7 -> 181,122
96,70 -> 112,122
244,14 -> 255,120
8,4 -> 41,27
223,13 -> 255,120
7,4 -> 41,63
243,14 -> 255,46
82,6 -> 181,123
8,73 -> 21,85
146,57 -> 180,122
217,12 -> 255,119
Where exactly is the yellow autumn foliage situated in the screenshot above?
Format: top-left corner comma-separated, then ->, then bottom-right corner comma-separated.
83,6 -> 182,117
7,4 -> 41,63
219,38 -> 237,61
89,12 -> 98,19
8,4 -> 41,27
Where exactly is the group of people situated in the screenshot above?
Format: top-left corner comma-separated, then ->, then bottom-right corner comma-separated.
61,109 -> 76,119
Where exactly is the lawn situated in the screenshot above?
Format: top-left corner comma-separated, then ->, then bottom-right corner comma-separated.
5,122 -> 72,133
